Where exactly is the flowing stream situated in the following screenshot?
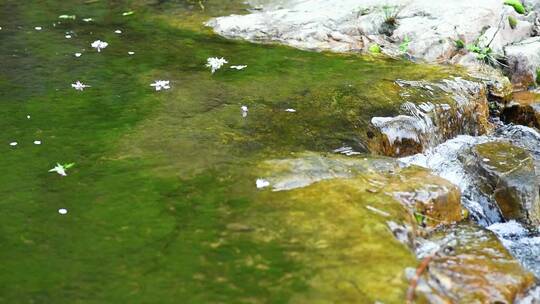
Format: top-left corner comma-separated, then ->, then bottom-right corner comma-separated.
2,0 -> 540,302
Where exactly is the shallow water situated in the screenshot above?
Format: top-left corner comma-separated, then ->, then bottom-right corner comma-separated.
0,0 -> 474,302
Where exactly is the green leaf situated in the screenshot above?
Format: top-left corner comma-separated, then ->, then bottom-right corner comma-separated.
63,163 -> 75,169
508,16 -> 518,29
368,44 -> 382,54
455,39 -> 465,49
414,212 -> 425,225
399,36 -> 411,53
504,0 -> 526,14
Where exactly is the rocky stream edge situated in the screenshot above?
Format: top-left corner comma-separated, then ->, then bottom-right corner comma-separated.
207,0 -> 540,302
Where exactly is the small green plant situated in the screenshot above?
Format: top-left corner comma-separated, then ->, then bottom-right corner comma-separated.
399,36 -> 411,53
466,43 -> 505,66
466,44 -> 492,59
382,5 -> 401,25
455,39 -> 465,49
414,212 -> 426,226
508,16 -> 518,29
379,5 -> 404,36
504,0 -> 526,14
536,68 -> 540,85
368,43 -> 382,54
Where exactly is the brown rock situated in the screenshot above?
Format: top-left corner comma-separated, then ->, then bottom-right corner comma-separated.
462,141 -> 540,225
501,91 -> 540,129
389,166 -> 464,227
417,223 -> 536,303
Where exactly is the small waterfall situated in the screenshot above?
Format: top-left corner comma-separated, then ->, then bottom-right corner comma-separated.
368,77 -> 491,157
400,124 -> 540,278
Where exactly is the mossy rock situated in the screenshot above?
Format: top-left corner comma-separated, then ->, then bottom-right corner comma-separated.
252,153 -> 532,302
463,141 -> 540,225
420,222 -> 536,302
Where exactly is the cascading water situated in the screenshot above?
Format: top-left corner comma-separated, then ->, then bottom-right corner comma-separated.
400,123 -> 540,279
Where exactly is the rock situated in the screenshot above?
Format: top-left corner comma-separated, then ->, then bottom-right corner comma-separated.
467,64 -> 514,101
524,0 -> 540,12
416,222 -> 536,303
462,141 -> 540,225
368,77 -> 491,156
388,166 -> 464,227
259,153 -> 463,227
505,37 -> 540,89
252,152 -> 532,302
496,123 -> 540,173
258,152 -> 398,191
208,0 -> 532,67
501,90 -> 540,127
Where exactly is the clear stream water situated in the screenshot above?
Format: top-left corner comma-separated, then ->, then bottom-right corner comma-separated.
1,0 -> 533,303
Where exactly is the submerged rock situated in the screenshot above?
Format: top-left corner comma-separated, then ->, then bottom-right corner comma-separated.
258,152 -> 464,228
252,152 -> 533,302
461,141 -> 540,226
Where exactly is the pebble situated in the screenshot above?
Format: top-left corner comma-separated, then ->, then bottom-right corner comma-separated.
26,115 -> 31,119
58,208 -> 68,215
9,142 -> 17,147
114,29 -> 122,34
128,51 -> 135,55
74,52 -> 82,57
285,108 -> 296,112
34,26 -> 42,31
482,158 -> 490,162
33,140 -> 41,145
65,34 -> 72,39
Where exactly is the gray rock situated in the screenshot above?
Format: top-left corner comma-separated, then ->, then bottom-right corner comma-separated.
505,37 -> 540,88
208,0 -> 531,65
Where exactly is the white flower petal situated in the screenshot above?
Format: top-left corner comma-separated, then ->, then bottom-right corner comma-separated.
256,178 -> 270,189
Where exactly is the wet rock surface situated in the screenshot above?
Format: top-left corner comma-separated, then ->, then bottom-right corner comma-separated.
417,223 -> 536,303
501,91 -> 540,128
462,142 -> 540,225
369,77 -> 491,156
254,153 -> 534,302
205,0 -> 540,297
401,124 -> 540,281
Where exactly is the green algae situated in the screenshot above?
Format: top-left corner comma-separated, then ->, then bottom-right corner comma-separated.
0,0 -> 473,302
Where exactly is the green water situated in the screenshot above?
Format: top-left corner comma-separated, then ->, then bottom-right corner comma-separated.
0,1 -> 462,302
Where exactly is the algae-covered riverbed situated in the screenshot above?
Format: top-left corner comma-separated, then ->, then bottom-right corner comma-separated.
0,0 -> 509,303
